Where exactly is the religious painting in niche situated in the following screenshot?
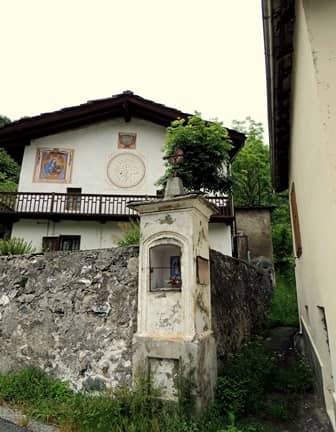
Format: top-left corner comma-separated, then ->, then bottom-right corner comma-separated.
170,256 -> 181,287
118,132 -> 136,149
34,148 -> 73,183
149,244 -> 182,291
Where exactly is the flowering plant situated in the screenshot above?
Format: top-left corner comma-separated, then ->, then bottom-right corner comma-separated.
168,274 -> 181,286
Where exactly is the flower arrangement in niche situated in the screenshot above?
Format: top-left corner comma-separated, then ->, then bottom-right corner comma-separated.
168,274 -> 181,288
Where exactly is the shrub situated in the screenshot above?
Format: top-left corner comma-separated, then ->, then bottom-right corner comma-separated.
159,114 -> 232,193
117,220 -> 140,246
262,397 -> 296,421
216,339 -> 274,417
0,237 -> 35,255
270,357 -> 313,394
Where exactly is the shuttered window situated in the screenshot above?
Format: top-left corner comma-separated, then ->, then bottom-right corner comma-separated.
42,236 -> 60,252
290,183 -> 302,257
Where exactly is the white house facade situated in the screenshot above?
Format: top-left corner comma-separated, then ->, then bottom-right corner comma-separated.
263,1 -> 336,428
0,91 -> 245,255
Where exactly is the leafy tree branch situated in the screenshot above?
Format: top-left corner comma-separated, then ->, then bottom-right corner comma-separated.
159,114 -> 232,194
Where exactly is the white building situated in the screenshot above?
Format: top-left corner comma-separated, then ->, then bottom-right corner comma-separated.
263,1 -> 336,428
0,91 -> 245,255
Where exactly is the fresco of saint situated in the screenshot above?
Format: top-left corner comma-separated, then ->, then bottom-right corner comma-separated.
35,149 -> 73,183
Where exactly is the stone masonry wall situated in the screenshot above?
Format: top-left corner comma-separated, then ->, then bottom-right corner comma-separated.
0,247 -> 272,390
0,247 -> 139,391
210,249 -> 273,360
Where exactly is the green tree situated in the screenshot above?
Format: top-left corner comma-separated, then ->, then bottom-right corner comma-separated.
231,118 -> 272,206
0,115 -> 10,128
0,149 -> 20,192
0,115 -> 20,191
231,117 -> 293,269
160,114 -> 232,193
232,118 -> 297,325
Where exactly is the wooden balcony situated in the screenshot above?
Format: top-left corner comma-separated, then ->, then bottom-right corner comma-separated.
0,192 -> 233,223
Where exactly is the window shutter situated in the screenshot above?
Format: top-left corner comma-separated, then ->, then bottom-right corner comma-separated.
42,236 -> 60,252
290,183 -> 302,257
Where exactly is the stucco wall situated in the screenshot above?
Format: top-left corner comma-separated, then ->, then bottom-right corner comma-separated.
290,0 -> 336,424
12,219 -> 233,255
19,118 -> 166,195
14,116 -> 232,255
11,219 -> 123,251
208,223 -> 232,256
235,207 -> 273,260
0,247 -> 272,390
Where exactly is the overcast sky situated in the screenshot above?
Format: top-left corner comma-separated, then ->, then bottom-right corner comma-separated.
0,0 -> 267,140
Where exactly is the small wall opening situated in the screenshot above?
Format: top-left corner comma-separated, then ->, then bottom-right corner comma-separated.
149,244 -> 182,291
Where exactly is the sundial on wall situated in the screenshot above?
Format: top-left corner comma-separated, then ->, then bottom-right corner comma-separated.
107,153 -> 146,188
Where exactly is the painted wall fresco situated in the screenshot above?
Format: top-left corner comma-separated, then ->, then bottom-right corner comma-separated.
34,148 -> 73,183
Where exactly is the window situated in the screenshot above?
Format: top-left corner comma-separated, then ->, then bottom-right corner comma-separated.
60,235 -> 80,251
42,235 -> 80,252
66,188 -> 82,211
149,244 -> 182,291
42,236 -> 60,252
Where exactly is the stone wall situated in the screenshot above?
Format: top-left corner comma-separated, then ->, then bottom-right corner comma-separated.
210,249 -> 273,359
0,247 -> 139,391
0,247 -> 272,390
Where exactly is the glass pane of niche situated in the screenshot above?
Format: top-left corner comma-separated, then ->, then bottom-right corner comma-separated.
150,244 -> 182,291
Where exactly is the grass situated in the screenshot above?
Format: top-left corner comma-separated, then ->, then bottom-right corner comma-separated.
0,265 -> 307,431
267,268 -> 299,327
0,338 -> 313,432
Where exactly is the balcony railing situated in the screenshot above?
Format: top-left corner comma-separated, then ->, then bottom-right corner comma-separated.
0,192 -> 233,222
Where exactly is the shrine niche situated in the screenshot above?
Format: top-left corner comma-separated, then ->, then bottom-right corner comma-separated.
149,244 -> 182,291
129,193 -> 217,410
107,152 -> 146,188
